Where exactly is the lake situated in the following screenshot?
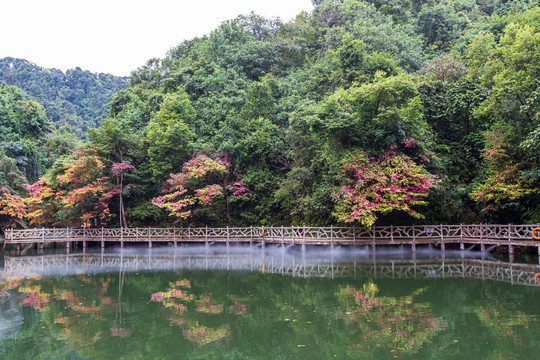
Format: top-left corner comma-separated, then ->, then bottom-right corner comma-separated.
1,245 -> 540,359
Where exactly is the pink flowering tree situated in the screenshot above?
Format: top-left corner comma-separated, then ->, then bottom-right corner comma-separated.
334,152 -> 437,228
58,152 -> 121,227
26,150 -> 121,227
152,154 -> 247,223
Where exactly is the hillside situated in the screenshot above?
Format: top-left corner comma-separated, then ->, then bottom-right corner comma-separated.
0,58 -> 127,134
0,0 -> 539,229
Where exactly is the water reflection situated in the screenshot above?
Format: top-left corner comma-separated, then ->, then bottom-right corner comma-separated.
1,248 -> 540,359
1,245 -> 539,286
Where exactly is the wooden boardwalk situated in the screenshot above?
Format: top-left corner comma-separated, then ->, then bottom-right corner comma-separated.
2,252 -> 540,287
3,224 -> 540,255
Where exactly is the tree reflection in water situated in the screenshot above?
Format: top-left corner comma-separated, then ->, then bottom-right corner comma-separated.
0,251 -> 539,359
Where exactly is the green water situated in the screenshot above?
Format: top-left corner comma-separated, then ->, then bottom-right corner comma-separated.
1,246 -> 540,359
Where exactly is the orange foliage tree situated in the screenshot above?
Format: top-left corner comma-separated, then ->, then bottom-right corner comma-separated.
152,154 -> 247,223
26,149 -> 120,227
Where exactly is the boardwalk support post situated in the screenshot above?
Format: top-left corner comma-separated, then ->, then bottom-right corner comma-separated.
480,224 -> 485,253
302,225 -> 306,252
371,227 -> 376,253
330,225 -> 334,250
460,223 -> 464,250
66,229 -> 70,254
412,224 -> 416,253
440,224 -> 445,252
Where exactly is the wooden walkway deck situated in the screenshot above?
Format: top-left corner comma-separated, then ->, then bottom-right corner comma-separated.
3,224 -> 540,255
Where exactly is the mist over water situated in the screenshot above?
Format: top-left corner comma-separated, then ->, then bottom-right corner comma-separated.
1,244 -> 540,359
0,243 -> 503,280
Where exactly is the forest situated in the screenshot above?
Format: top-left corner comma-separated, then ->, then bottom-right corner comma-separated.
0,0 -> 538,229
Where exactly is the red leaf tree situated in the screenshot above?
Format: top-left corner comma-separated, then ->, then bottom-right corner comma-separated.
334,152 -> 437,228
26,150 -> 120,227
152,154 -> 247,223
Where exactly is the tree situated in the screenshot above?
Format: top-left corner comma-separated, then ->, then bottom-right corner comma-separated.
26,149 -> 120,227
0,148 -> 29,228
58,150 -> 120,227
0,188 -> 27,229
334,151 -> 437,227
152,155 -> 246,224
25,177 -> 64,226
146,92 -> 195,182
0,82 -> 52,181
465,10 -> 540,221
112,161 -> 135,228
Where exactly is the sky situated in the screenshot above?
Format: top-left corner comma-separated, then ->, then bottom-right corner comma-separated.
0,0 -> 313,76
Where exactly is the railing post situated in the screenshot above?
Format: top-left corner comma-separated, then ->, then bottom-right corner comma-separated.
302,225 -> 306,252
391,224 -> 394,244
353,224 -> 356,245
205,226 -> 208,248
371,226 -> 376,253
480,224 -> 485,253
42,227 -> 45,243
440,224 -> 445,252
121,226 -> 124,248
281,225 -> 284,249
226,226 -> 229,249
174,226 -> 177,247
250,225 -> 253,247
65,227 -> 70,253
412,224 -> 416,253
460,223 -> 464,250
330,225 -> 334,250
101,227 -> 104,250
508,223 -> 513,257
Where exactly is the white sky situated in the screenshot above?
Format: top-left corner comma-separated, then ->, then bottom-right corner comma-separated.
0,0 -> 313,76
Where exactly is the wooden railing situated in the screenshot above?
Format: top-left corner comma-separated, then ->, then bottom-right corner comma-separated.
3,224 -> 540,244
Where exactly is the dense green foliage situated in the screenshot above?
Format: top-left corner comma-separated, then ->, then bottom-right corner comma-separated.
1,0 -> 539,228
0,58 -> 127,134
0,83 -> 53,182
